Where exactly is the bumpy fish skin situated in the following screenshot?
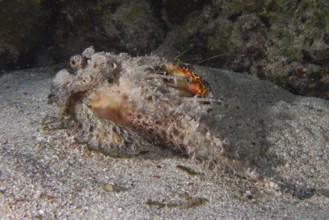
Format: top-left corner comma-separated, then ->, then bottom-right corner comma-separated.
48,48 -> 236,164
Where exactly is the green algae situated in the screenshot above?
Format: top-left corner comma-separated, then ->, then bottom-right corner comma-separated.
123,3 -> 149,23
215,0 -> 264,18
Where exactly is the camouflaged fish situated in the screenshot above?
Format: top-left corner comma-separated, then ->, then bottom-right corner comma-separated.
46,47 -> 317,200
47,46 -> 245,166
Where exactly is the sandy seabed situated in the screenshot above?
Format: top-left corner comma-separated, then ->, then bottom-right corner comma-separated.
0,65 -> 328,219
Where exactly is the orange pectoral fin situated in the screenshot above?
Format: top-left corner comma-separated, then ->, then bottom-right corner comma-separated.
91,95 -> 127,126
163,64 -> 209,97
164,79 -> 194,97
188,83 -> 208,97
166,80 -> 208,97
167,64 -> 188,78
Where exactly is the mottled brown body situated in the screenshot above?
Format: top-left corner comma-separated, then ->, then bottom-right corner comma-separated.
48,47 -> 226,161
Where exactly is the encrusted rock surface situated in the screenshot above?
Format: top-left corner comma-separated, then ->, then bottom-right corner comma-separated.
157,0 -> 329,99
50,0 -> 165,60
1,0 -> 329,99
0,52 -> 328,218
0,0 -> 47,71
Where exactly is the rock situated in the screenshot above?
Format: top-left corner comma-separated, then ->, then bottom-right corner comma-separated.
0,0 -> 46,71
156,0 -> 329,99
51,0 -> 164,59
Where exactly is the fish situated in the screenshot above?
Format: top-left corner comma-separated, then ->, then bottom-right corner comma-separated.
47,47 -> 235,162
46,47 -> 316,200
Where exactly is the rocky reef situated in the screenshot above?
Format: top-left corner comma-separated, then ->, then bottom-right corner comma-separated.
1,0 -> 329,99
157,0 -> 329,99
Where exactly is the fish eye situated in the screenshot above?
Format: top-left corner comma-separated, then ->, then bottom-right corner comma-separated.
111,62 -> 117,69
108,59 -> 117,69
